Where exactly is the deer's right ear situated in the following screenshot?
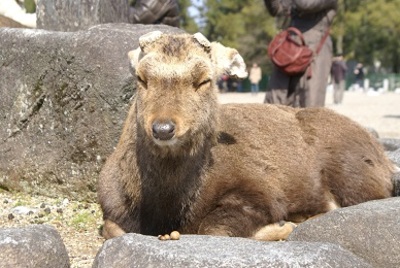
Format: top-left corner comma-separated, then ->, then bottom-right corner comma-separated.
128,48 -> 142,70
210,42 -> 248,79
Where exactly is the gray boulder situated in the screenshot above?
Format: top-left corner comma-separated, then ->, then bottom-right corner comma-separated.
0,24 -> 183,201
93,233 -> 371,268
36,0 -> 130,32
380,138 -> 400,152
0,224 -> 70,268
288,197 -> 400,268
387,148 -> 400,168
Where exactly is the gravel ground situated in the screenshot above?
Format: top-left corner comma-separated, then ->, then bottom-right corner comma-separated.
1,89 -> 399,268
0,190 -> 104,268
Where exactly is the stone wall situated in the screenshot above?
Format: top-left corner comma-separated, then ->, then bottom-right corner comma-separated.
36,0 -> 130,31
0,24 -> 183,201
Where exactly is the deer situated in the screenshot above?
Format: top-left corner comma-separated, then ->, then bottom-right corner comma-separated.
97,31 -> 398,241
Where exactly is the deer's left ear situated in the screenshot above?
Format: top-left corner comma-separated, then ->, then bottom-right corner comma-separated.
210,42 -> 248,79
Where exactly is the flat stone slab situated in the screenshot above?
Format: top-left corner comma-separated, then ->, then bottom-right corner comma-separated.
93,233 -> 371,268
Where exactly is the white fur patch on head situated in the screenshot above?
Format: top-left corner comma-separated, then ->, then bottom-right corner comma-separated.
139,31 -> 163,51
193,32 -> 211,51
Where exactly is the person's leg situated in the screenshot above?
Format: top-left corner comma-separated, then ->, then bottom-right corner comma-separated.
338,80 -> 345,103
333,82 -> 340,104
303,36 -> 333,107
264,66 -> 291,105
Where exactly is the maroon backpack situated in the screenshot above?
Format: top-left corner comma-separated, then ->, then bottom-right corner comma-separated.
268,27 -> 329,77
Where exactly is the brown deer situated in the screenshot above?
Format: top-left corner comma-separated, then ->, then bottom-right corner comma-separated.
98,31 -> 398,241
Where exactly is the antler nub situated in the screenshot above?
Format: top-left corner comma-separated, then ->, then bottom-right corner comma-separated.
193,32 -> 211,52
139,31 -> 164,51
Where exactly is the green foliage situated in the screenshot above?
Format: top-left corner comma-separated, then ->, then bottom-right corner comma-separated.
24,0 -> 36,13
178,0 -> 199,33
70,211 -> 98,231
181,0 -> 400,73
183,0 -> 276,72
329,0 -> 400,72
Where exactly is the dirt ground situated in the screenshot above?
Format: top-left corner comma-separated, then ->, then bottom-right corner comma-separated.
1,89 -> 399,268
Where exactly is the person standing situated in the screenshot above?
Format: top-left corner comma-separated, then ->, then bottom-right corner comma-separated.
249,63 -> 262,95
264,0 -> 337,107
330,54 -> 347,104
353,63 -> 364,91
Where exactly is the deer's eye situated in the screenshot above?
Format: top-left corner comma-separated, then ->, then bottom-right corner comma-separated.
195,79 -> 211,90
136,75 -> 147,88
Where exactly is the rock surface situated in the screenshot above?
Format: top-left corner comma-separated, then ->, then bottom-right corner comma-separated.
387,148 -> 400,168
36,0 -> 130,32
380,138 -> 400,152
0,24 -> 183,201
1,196 -> 400,267
0,224 -> 70,268
92,233 -> 371,268
288,198 -> 400,268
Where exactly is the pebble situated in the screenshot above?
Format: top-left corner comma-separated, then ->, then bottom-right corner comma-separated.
62,198 -> 69,207
11,206 -> 38,215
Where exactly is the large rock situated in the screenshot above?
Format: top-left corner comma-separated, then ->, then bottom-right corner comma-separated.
0,24 -> 183,201
288,197 -> 400,268
387,148 -> 400,168
36,0 -> 130,32
0,224 -> 70,268
379,138 -> 400,152
93,233 -> 371,268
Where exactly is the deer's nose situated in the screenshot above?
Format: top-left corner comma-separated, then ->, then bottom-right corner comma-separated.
152,120 -> 176,141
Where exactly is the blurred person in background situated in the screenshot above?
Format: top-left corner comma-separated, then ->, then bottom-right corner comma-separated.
249,63 -> 262,95
330,54 -> 347,104
264,0 -> 337,107
353,63 -> 364,91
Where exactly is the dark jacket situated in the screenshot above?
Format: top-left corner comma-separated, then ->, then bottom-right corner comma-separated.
331,59 -> 347,83
264,0 -> 336,31
129,0 -> 180,27
264,0 -> 338,107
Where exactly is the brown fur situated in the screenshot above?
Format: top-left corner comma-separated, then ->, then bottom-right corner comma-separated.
98,32 -> 395,240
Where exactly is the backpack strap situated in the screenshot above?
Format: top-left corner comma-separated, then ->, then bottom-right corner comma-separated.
306,28 -> 330,79
315,28 -> 330,55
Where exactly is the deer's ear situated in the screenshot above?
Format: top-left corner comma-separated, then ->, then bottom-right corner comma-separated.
210,42 -> 248,79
